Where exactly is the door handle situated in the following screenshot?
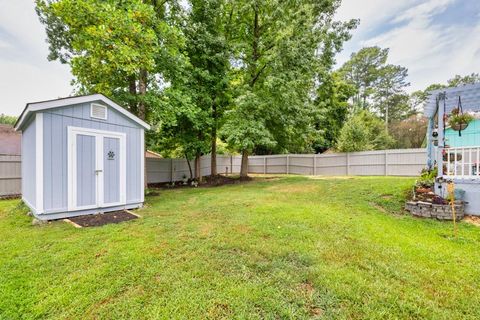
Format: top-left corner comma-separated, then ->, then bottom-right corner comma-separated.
95,169 -> 103,174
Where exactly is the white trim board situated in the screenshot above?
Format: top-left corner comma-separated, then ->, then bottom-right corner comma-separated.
35,113 -> 44,214
15,93 -> 150,131
140,129 -> 145,202
67,126 -> 127,212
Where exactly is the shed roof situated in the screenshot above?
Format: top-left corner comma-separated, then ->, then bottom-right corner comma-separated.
424,83 -> 480,118
15,93 -> 150,130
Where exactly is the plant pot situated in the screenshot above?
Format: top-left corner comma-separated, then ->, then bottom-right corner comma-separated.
416,187 -> 431,194
451,122 -> 469,131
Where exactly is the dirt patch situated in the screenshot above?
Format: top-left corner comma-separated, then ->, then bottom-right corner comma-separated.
369,202 -> 388,214
298,281 -> 324,318
464,215 -> 480,227
68,210 -> 138,227
148,175 -> 251,189
299,281 -> 315,295
0,194 -> 21,200
268,184 -> 317,193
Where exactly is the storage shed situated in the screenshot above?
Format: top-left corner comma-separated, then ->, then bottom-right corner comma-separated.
15,94 -> 150,220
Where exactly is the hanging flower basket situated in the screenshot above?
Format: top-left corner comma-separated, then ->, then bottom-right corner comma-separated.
449,113 -> 473,131
451,122 -> 469,131
448,107 -> 474,132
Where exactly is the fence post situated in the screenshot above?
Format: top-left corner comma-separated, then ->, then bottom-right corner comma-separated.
385,150 -> 388,176
286,155 -> 290,174
170,158 -> 174,182
230,155 -> 233,174
313,154 -> 316,176
346,152 -> 350,176
264,156 -> 267,174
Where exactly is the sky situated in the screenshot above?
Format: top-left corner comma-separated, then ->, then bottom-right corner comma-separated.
0,0 -> 480,116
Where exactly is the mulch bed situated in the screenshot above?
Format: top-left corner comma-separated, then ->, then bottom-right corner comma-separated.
68,210 -> 138,227
148,174 -> 252,189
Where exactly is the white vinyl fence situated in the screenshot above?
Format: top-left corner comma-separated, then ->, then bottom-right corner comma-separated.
0,155 -> 21,197
146,149 -> 427,183
0,149 -> 426,197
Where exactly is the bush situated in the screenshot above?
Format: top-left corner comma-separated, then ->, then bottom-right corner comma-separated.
336,110 -> 394,152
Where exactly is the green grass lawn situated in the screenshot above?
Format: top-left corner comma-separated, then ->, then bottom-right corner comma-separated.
1,176 -> 480,319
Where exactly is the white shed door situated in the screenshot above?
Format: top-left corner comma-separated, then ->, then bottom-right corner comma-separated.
68,127 -> 126,211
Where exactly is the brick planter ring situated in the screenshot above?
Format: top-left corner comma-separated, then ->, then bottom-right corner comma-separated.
405,201 -> 465,221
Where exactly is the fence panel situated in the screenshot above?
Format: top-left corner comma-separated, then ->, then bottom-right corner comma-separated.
144,149 -> 428,184
0,155 -> 21,197
1,149 -> 425,195
348,151 -> 387,176
316,153 -> 348,176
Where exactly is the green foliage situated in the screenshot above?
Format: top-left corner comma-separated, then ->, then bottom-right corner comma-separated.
373,64 -> 410,125
338,46 -> 411,132
313,71 -> 356,152
338,46 -> 389,110
447,73 -> 480,87
336,110 -> 394,152
2,176 -> 480,318
448,112 -> 474,130
0,114 -> 17,126
417,167 -> 437,188
35,0 -> 185,122
222,0 -> 356,158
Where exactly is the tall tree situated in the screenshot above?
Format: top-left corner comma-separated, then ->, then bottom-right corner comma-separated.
447,73 -> 480,87
223,0 -> 356,177
183,0 -> 231,177
313,71 -> 356,152
373,64 -> 410,130
338,46 -> 388,110
35,0 -> 184,122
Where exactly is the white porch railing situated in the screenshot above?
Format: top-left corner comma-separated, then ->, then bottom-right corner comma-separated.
445,146 -> 480,179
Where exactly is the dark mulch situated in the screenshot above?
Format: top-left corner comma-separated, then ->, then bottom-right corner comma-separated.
148,174 -> 251,189
0,194 -> 21,200
68,210 -> 138,227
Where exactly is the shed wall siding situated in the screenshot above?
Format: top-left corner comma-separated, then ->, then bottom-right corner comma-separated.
42,102 -> 142,214
21,117 -> 36,208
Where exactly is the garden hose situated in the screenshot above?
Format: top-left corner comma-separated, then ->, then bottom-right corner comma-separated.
447,182 -> 457,238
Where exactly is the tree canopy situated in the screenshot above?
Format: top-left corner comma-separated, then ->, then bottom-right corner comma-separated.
39,0 -> 474,178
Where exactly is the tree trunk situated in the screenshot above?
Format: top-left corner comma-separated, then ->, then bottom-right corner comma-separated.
185,153 -> 193,180
240,150 -> 249,178
211,101 -> 217,177
385,103 -> 389,133
138,69 -> 148,120
128,76 -> 138,115
194,153 -> 202,182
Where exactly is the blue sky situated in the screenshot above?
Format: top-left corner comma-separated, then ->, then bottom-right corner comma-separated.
1,0 -> 480,116
335,0 -> 480,91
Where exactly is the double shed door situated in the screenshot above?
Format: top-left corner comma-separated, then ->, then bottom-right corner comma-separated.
68,127 -> 126,211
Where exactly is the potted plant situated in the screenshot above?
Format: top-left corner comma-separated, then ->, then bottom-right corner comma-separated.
448,107 -> 474,131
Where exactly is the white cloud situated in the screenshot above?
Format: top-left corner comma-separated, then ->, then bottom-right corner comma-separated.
335,0 -> 480,92
0,0 -> 72,116
393,0 -> 455,23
